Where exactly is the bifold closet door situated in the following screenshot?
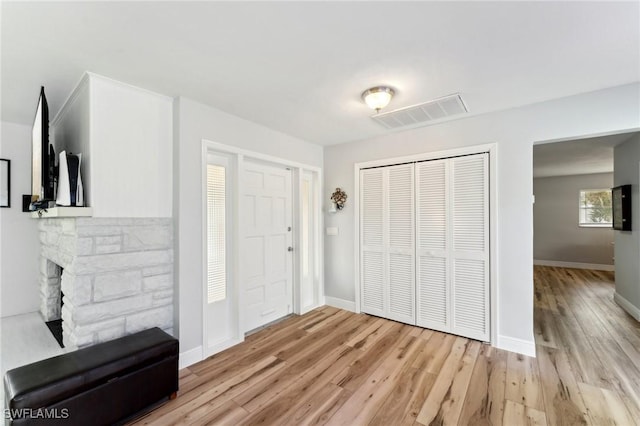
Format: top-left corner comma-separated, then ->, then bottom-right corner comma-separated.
450,154 -> 489,341
360,164 -> 415,324
416,153 -> 489,342
415,159 -> 450,333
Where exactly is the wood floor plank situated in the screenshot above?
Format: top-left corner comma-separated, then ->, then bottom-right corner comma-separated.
283,382 -> 345,426
415,337 -> 480,425
345,317 -> 396,351
365,338 -> 432,426
458,345 -> 507,426
535,345 -> 589,426
505,351 -> 545,410
396,371 -> 438,426
503,400 -> 548,426
533,307 -> 560,349
176,399 -> 249,426
411,331 -> 457,373
577,381 -> 637,426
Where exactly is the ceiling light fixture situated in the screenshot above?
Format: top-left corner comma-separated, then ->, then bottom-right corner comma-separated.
361,86 -> 395,113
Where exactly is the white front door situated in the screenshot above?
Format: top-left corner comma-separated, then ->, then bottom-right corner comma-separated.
241,160 -> 293,332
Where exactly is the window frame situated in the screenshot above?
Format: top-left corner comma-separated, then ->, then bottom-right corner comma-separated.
578,188 -> 613,228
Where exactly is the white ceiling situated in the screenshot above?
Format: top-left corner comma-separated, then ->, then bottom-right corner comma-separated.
533,132 -> 638,178
2,2 -> 639,146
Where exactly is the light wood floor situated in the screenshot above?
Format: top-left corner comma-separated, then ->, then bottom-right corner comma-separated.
131,266 -> 640,425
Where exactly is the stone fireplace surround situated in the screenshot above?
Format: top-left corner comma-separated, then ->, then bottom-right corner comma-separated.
39,217 -> 174,350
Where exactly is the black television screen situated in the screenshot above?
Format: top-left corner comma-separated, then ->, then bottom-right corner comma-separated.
31,87 -> 53,202
612,184 -> 632,231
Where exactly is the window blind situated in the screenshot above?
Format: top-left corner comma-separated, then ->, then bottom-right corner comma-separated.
207,165 -> 226,304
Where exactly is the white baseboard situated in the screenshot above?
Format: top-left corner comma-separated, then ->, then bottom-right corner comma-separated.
179,345 -> 203,369
534,259 -> 614,272
497,335 -> 536,358
614,292 -> 640,322
324,296 -> 356,312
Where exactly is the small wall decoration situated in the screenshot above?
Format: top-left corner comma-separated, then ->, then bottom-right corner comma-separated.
0,159 -> 10,208
330,187 -> 347,211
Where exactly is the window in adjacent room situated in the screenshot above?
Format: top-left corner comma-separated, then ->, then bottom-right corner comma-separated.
579,189 -> 612,227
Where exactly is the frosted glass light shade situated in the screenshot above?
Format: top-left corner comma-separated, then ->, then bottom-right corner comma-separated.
362,86 -> 395,111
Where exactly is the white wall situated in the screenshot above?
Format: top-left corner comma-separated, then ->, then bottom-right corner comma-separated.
90,75 -> 173,217
614,134 -> 640,317
53,73 -> 173,217
534,173 -> 614,266
0,122 -> 41,317
174,96 -> 323,357
324,83 -> 640,353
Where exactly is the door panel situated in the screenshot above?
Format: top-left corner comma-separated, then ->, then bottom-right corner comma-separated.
386,164 -> 415,324
360,168 -> 385,317
242,161 -> 293,332
360,164 -> 415,324
416,159 -> 450,332
450,154 -> 489,341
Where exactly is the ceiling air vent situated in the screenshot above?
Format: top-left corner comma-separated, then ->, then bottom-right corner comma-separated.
371,93 -> 468,129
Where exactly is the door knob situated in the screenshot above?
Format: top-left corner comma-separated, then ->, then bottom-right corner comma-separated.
288,247 -> 293,252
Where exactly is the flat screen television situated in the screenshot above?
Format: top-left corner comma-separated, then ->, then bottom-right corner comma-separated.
31,87 -> 55,202
612,184 -> 632,231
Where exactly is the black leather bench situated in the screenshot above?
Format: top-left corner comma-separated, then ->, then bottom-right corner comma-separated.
4,327 -> 178,425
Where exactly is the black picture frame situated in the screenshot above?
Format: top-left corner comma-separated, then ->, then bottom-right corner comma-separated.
0,159 -> 10,208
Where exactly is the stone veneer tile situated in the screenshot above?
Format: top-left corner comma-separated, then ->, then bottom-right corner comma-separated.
152,289 -> 173,300
143,264 -> 173,276
61,273 -> 92,306
73,294 -> 153,323
96,326 -> 126,343
74,317 -> 125,335
95,236 -> 121,246
72,250 -> 172,274
77,237 -> 94,255
125,306 -> 173,334
95,244 -> 122,254
122,226 -> 172,252
93,270 -> 142,302
143,274 -> 173,291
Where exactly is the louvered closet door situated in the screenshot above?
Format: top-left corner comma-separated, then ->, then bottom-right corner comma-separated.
360,153 -> 489,342
415,159 -> 450,332
360,164 -> 415,324
450,154 -> 489,341
360,168 -> 385,317
386,164 -> 415,324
